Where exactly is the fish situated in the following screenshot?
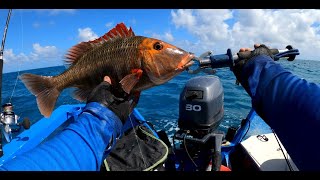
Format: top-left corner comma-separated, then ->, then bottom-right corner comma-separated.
19,22 -> 195,118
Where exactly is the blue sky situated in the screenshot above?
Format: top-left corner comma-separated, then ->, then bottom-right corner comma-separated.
1,9 -> 320,73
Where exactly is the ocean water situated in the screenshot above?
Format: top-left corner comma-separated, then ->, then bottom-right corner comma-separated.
1,59 -> 320,138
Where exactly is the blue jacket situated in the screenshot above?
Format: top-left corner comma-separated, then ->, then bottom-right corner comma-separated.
241,55 -> 320,171
0,102 -> 123,171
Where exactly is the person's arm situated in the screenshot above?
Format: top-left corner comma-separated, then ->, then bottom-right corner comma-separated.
240,54 -> 320,171
0,102 -> 123,171
0,76 -> 135,171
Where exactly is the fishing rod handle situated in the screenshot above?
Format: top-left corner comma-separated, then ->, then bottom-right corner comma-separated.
198,48 -> 279,70
205,45 -> 298,69
187,45 -> 299,74
234,48 -> 279,63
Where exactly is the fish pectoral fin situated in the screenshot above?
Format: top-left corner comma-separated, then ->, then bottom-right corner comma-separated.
120,69 -> 143,94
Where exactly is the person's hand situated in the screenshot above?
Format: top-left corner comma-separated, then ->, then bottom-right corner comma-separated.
233,44 -> 274,86
87,76 -> 137,124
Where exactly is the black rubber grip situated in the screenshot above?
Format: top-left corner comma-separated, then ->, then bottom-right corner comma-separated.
237,48 -> 279,60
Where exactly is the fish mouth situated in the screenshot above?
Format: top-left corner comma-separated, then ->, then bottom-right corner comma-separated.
183,59 -> 195,68
176,54 -> 195,71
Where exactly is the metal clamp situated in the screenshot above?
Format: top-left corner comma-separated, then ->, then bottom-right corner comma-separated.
186,51 -> 214,74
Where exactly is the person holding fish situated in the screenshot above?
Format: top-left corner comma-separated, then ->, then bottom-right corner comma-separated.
0,23 -> 195,171
0,22 -> 319,171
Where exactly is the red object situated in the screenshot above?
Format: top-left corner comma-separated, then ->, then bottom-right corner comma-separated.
220,165 -> 231,171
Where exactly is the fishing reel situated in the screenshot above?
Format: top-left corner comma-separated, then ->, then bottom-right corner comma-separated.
0,103 -> 30,143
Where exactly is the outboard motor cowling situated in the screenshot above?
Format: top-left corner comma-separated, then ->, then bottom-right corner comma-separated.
178,75 -> 224,132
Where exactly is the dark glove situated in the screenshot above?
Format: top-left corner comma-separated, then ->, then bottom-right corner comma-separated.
87,81 -> 135,124
233,44 -> 274,86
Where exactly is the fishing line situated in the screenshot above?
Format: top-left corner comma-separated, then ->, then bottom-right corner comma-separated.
128,115 -> 147,169
239,118 -> 251,143
183,131 -> 198,168
271,129 -> 294,171
9,10 -> 23,104
172,131 -> 177,154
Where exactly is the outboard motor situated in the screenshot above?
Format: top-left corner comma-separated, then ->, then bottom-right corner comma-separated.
172,75 -> 225,171
178,75 -> 224,134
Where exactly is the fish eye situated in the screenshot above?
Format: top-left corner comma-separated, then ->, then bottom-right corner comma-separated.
153,42 -> 163,50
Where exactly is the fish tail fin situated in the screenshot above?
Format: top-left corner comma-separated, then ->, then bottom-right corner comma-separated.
19,73 -> 60,117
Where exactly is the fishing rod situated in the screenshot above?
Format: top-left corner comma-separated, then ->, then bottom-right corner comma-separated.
0,10 -> 30,157
187,45 -> 300,74
0,9 -> 12,105
0,9 -> 12,157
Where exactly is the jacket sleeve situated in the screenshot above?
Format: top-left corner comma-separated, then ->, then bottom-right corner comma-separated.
241,55 -> 320,171
0,102 -> 123,171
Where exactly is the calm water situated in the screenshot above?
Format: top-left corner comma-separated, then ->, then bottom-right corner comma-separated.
1,59 -> 320,138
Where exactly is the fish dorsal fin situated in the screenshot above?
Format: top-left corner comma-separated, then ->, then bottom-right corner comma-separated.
64,23 -> 135,65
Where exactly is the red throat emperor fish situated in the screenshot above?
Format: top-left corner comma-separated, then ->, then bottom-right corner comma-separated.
19,23 -> 195,117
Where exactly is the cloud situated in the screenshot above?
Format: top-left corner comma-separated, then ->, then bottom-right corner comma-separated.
171,9 -> 196,28
129,19 -> 137,25
150,31 -> 174,42
3,43 -> 61,72
47,9 -> 76,16
32,43 -> 59,59
24,9 -> 76,16
33,22 -> 41,28
164,32 -> 174,42
171,9 -> 320,60
105,22 -> 114,28
48,21 -> 55,26
78,27 -> 99,42
3,49 -> 29,63
32,21 -> 55,29
4,43 -> 59,62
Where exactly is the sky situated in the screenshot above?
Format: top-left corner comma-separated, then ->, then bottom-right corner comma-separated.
1,9 -> 320,73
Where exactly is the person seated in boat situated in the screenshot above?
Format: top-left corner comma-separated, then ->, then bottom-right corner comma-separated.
0,44 -> 319,171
